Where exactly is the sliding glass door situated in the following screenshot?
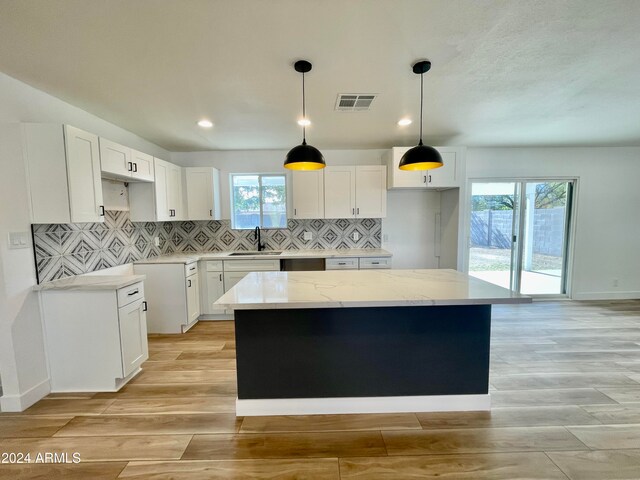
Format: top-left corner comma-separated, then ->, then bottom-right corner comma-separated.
468,180 -> 573,296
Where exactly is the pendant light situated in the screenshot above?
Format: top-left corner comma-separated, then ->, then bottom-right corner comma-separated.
284,60 -> 326,170
398,60 -> 443,171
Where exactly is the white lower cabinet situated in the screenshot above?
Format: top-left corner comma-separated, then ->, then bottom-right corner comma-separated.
326,257 -> 359,270
201,261 -> 226,315
133,262 -> 200,333
40,281 -> 148,392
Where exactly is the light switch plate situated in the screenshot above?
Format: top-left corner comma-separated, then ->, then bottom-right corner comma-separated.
352,231 -> 360,241
8,231 -> 30,249
303,231 -> 313,241
154,236 -> 160,247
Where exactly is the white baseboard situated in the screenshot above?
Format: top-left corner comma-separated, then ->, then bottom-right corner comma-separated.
236,394 -> 491,416
573,291 -> 640,301
0,378 -> 50,412
198,314 -> 234,321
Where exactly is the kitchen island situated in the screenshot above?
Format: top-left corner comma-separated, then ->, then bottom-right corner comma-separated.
215,269 -> 531,416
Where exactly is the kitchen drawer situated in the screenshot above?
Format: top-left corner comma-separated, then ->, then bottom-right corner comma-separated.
223,259 -> 281,272
204,260 -> 223,272
359,257 -> 392,269
326,257 -> 359,270
185,262 -> 198,277
117,282 -> 145,307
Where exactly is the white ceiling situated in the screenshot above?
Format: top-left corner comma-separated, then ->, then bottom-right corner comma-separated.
1,0 -> 640,151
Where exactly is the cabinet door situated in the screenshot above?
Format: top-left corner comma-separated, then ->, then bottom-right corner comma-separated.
427,149 -> 459,188
292,170 -> 324,219
355,166 -> 386,218
386,147 -> 426,189
186,274 -> 200,324
168,164 -> 184,220
154,159 -> 170,221
64,125 -> 104,223
186,168 -> 214,220
204,271 -> 226,314
99,138 -> 131,178
118,299 -> 149,378
324,166 -> 356,219
223,271 -> 249,292
131,149 -> 155,182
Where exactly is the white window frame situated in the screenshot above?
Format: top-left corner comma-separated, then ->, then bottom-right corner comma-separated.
229,173 -> 287,229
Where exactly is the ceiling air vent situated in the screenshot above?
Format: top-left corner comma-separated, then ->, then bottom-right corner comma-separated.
335,94 -> 377,111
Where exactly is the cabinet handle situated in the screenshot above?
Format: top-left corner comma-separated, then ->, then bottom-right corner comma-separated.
127,289 -> 139,296
209,209 -> 212,217
338,262 -> 346,265
188,279 -> 192,288
352,208 -> 355,215
133,163 -> 138,172
128,162 -> 133,172
357,207 -> 360,215
142,301 -> 148,312
372,262 -> 380,265
428,174 -> 432,183
294,208 -> 297,216
423,175 -> 427,184
99,205 -> 105,216
219,273 -> 222,281
189,266 -> 196,271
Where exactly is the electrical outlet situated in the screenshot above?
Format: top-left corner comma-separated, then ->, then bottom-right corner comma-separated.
154,236 -> 160,247
8,232 -> 29,249
303,231 -> 312,241
352,231 -> 360,241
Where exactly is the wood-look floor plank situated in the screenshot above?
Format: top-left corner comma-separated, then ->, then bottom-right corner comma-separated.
53,414 -> 241,437
339,452 -> 569,479
0,435 -> 192,461
93,383 -> 236,399
146,351 -> 183,361
129,370 -> 236,384
416,406 -> 600,429
547,449 -> 640,480
117,458 -> 339,479
19,399 -> 115,416
140,360 -> 236,371
581,403 -> 640,424
176,350 -> 238,360
0,416 -> 73,438
491,373 -> 639,390
0,462 -> 127,480
103,397 -> 236,415
382,426 -> 587,455
240,413 -> 421,433
182,431 -> 387,459
490,388 -> 617,407
597,387 -> 640,403
566,424 -> 640,449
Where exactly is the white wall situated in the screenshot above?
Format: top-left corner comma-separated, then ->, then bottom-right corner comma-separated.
465,147 -> 640,300
0,71 -> 169,411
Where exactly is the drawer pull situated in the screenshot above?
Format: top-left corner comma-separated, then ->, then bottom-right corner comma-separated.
142,301 -> 148,312
372,262 -> 380,265
338,262 -> 346,265
189,266 -> 196,271
127,289 -> 139,296
188,279 -> 192,288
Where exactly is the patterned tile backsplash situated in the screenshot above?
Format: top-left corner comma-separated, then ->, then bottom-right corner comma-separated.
33,210 -> 382,283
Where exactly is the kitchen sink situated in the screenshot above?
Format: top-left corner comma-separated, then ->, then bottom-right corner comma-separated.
228,251 -> 282,256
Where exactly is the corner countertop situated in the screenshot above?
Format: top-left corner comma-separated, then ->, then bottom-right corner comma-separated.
134,248 -> 392,265
35,274 -> 146,291
215,269 -> 532,310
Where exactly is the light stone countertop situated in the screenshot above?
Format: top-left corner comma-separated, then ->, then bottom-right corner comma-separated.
215,269 -> 532,310
35,274 -> 146,291
134,248 -> 392,265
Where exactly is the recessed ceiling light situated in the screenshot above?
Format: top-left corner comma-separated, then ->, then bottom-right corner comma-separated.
297,118 -> 311,126
197,119 -> 213,128
397,118 -> 412,126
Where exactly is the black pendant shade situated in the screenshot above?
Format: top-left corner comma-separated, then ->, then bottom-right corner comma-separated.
285,60 -> 325,170
399,60 -> 443,171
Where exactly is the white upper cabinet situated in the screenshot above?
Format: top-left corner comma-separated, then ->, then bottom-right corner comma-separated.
355,165 -> 387,218
129,157 -> 184,222
324,165 -> 386,219
23,123 -> 104,224
99,138 -> 131,178
385,146 -> 464,189
185,167 -> 221,220
324,166 -> 356,219
130,149 -> 155,182
99,138 -> 154,183
291,170 -> 324,219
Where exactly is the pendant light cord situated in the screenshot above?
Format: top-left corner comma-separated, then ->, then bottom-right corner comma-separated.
418,71 -> 424,146
302,71 -> 307,145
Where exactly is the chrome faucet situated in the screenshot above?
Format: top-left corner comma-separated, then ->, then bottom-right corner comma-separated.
254,226 -> 265,251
